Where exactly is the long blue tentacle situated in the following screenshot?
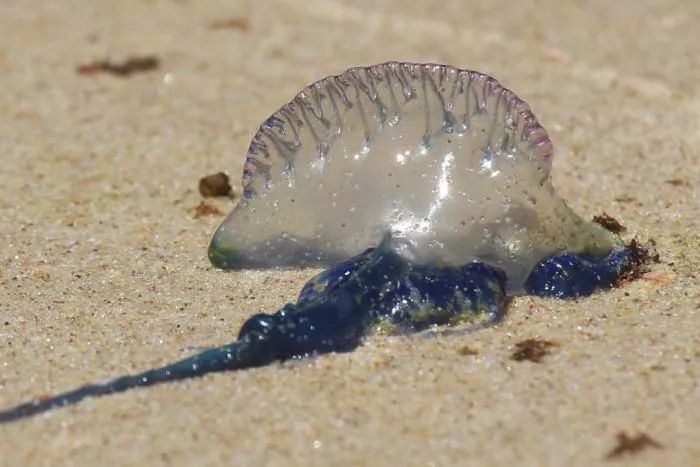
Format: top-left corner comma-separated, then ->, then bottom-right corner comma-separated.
0,339 -> 265,423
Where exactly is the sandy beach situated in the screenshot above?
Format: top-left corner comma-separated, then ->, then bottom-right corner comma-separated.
0,0 -> 698,465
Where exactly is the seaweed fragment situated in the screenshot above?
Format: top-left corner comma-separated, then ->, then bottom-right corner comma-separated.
77,56 -> 160,77
606,432 -> 663,459
511,339 -> 557,363
592,213 -> 626,234
208,18 -> 249,31
615,239 -> 659,285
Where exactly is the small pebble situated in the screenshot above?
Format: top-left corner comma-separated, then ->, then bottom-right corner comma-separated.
199,172 -> 232,197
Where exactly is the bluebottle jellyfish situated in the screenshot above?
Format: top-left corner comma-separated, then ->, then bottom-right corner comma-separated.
0,62 -> 640,423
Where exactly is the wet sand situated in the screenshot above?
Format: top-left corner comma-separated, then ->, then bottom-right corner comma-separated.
0,0 -> 698,465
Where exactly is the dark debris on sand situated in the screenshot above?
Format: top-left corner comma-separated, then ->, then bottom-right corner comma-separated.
511,339 -> 557,363
208,18 -> 250,31
592,213 -> 627,234
457,345 -> 478,356
664,178 -> 690,187
77,56 -> 160,77
606,432 -> 663,460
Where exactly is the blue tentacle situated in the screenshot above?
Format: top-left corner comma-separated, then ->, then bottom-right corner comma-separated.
0,339 -> 262,423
